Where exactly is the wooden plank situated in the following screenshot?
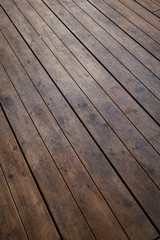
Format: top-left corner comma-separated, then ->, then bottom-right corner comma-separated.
2,0 -> 160,184
40,0 -> 160,125
154,9 -> 160,16
0,64 -> 95,240
88,0 -> 160,59
102,0 -> 160,43
0,108 -> 60,240
1,0 -> 160,186
134,0 -> 160,11
8,0 -> 160,183
152,0 -> 160,6
73,0 -> 160,78
0,11 -> 159,240
1,10 -> 159,240
0,35 -> 130,240
32,0 -> 160,179
1,4 -> 160,232
0,165 -> 27,240
70,0 -> 160,94
119,0 -> 160,30
19,0 -> 160,155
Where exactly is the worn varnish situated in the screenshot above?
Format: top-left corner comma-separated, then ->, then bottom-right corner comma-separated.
0,0 -> 160,239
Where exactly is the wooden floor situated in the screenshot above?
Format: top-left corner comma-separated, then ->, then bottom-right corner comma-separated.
0,0 -> 160,239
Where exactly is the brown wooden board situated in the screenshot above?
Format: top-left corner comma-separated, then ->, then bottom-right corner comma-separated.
0,165 -> 27,240
0,107 -> 60,240
119,0 -> 160,30
14,0 -> 160,184
152,0 -> 160,7
73,0 -> 160,78
0,33 -> 130,240
0,2 -> 160,232
7,0 -> 160,186
19,0 -> 160,155
0,9 -> 159,240
67,0 -> 160,96
39,0 -> 160,125
154,9 -> 160,16
0,9 -> 159,238
102,0 -> 160,43
0,63 -> 95,240
4,0 -> 160,183
1,0 -> 160,238
135,0 -> 160,11
88,0 -> 160,59
1,0 -> 160,186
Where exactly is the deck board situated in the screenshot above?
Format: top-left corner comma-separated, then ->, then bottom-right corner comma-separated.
0,0 -> 160,239
88,0 -> 160,59
0,165 -> 28,240
0,107 -> 60,240
134,0 -> 160,11
119,0 -> 160,29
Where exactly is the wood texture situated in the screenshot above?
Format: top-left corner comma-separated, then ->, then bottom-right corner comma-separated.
0,0 -> 160,239
0,55 -> 96,240
0,107 -> 60,240
135,0 -> 160,11
88,0 -> 160,59
102,0 -> 160,42
119,0 -> 160,29
0,32 -> 130,240
0,165 -> 27,240
18,0 -> 160,154
41,0 -> 160,125
154,9 -> 160,16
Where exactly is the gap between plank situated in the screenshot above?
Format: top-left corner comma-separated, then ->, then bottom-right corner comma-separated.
1,4 -> 160,234
0,159 -> 29,240
0,103 -> 64,240
1,31 -> 160,240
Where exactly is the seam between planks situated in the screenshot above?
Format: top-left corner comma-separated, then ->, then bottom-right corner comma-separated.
0,61 -> 98,240
2,3 -> 160,190
0,158 -> 29,240
102,0 -> 160,44
50,0 -> 160,101
0,103 -> 64,240
133,0 -> 160,15
87,0 -> 160,61
40,0 -> 160,127
23,0 -> 160,156
73,0 -> 160,80
118,0 -> 160,31
0,15 -> 160,235
0,31 -> 130,240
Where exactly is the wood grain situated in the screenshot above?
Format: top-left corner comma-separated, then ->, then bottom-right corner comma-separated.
0,8 -> 159,239
20,0 -> 160,155
119,0 -> 160,30
0,107 -> 60,240
0,165 -> 27,240
0,62 -> 95,240
0,32 -> 129,240
88,0 -> 160,59
68,0 -> 160,97
134,0 -> 160,11
73,0 -> 160,78
0,0 -> 160,238
154,9 -> 160,16
102,0 -> 160,42
41,0 -> 160,125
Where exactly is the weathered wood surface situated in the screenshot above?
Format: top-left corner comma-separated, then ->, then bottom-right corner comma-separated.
0,107 -> 61,240
0,0 -> 160,239
0,165 -> 28,240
